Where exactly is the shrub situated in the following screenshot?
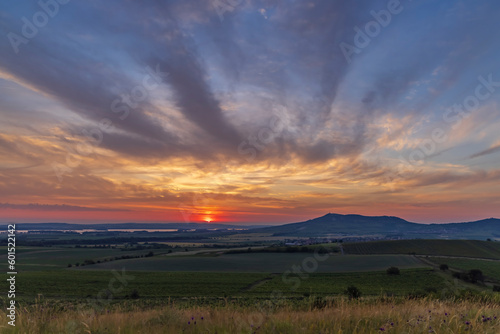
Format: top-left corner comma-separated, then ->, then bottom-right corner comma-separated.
130,289 -> 140,299
453,269 -> 484,283
317,247 -> 329,254
386,267 -> 400,275
344,285 -> 361,299
493,285 -> 500,292
467,269 -> 484,283
440,264 -> 449,271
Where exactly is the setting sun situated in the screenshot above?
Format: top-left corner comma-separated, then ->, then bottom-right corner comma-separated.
203,212 -> 214,223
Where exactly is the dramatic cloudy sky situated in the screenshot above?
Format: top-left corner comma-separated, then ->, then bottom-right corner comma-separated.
1,0 -> 499,224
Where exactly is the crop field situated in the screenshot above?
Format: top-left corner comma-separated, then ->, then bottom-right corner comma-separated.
0,268 -> 445,302
343,240 -> 500,259
0,246 -> 172,271
74,253 -> 426,273
429,257 -> 500,281
249,269 -> 447,297
0,271 -> 268,300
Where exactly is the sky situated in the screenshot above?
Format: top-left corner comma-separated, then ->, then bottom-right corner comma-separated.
0,0 -> 500,225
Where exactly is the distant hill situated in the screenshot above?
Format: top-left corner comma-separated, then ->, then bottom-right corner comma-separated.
252,213 -> 500,240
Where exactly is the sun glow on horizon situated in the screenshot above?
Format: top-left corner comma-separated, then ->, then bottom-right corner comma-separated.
203,211 -> 214,223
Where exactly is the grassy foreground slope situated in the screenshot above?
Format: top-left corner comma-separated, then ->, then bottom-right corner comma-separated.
1,298 -> 500,334
343,240 -> 500,259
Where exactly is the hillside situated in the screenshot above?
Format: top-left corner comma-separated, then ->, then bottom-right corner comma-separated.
253,213 -> 500,239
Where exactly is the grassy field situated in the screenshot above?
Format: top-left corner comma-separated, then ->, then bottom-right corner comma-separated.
1,298 -> 500,333
250,269 -> 447,297
343,240 -> 500,259
429,257 -> 500,281
3,238 -> 500,333
1,268 -> 446,302
73,253 -> 426,273
1,271 -> 268,300
0,246 -> 173,271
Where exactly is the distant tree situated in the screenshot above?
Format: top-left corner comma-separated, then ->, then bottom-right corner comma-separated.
344,285 -> 361,299
487,238 -> 492,241
440,264 -> 449,271
386,267 -> 400,275
67,263 -> 72,268
130,289 -> 140,299
317,247 -> 328,254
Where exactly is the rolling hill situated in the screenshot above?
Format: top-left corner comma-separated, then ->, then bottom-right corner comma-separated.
253,213 -> 500,239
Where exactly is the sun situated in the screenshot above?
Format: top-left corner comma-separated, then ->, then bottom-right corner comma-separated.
201,211 -> 216,223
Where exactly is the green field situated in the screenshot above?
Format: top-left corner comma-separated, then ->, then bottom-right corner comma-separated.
1,271 -> 267,300
429,257 -> 500,281
0,246 -> 172,271
0,268 -> 446,301
344,240 -> 500,259
250,269 -> 447,297
73,253 -> 426,272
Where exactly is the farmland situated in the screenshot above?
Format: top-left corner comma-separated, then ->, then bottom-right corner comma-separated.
249,269 -> 447,297
0,268 -> 446,302
2,233 -> 500,333
0,246 -> 173,271
429,257 -> 500,281
74,253 -> 425,273
343,239 -> 500,259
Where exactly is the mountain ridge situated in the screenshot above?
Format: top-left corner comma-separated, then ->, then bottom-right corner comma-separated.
253,213 -> 500,239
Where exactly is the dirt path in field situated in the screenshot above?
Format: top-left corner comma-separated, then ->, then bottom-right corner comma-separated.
417,255 -> 500,262
239,273 -> 280,292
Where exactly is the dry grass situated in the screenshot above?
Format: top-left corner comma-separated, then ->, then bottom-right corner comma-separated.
1,297 -> 500,333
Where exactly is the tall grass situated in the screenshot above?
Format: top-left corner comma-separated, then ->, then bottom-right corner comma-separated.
1,296 -> 500,333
